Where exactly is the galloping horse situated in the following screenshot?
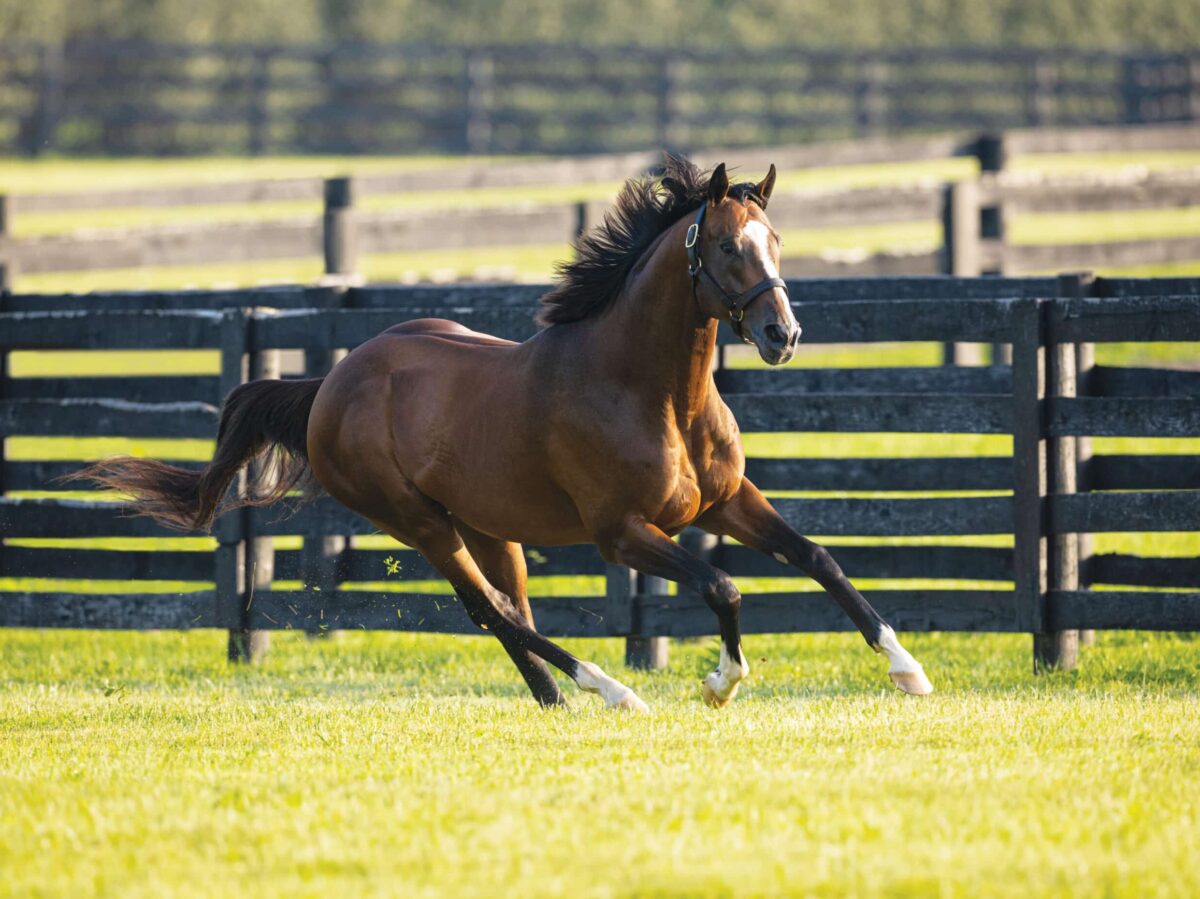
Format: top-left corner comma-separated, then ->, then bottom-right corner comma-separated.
76,156 -> 933,710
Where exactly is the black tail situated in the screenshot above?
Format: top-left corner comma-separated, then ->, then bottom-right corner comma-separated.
65,378 -> 324,532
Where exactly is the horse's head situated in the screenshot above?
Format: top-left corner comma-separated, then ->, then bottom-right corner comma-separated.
685,163 -> 801,365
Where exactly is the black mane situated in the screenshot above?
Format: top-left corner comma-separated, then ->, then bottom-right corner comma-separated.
537,154 -> 761,327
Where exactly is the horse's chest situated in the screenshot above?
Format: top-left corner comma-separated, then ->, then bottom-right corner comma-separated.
653,436 -> 743,534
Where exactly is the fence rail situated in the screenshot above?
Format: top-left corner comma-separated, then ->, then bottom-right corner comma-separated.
0,41 -> 1197,156
1,275 -> 1198,672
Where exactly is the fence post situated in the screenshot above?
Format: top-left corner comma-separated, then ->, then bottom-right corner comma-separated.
940,179 -> 984,365
215,309 -> 267,662
322,177 -> 359,285
301,286 -> 347,638
1062,271 -> 1098,648
247,49 -> 272,156
1011,299 -> 1048,663
28,43 -> 63,156
854,60 -> 887,136
238,338 -> 279,661
465,52 -> 494,155
975,133 -> 1011,366
1033,280 -> 1080,671
627,575 -> 669,670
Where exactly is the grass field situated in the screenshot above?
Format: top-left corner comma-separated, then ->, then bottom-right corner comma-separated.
2,628 -> 1199,898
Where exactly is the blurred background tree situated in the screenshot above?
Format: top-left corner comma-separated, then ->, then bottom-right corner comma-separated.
0,0 -> 1194,48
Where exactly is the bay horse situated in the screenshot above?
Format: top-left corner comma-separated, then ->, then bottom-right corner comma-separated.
75,156 -> 933,710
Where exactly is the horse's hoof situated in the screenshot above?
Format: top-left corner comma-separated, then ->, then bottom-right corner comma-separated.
700,677 -> 737,708
611,691 -> 650,713
889,668 -> 934,695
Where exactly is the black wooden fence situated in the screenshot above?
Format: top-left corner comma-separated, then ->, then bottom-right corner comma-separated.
1,276 -> 1198,671
0,41 -> 1197,156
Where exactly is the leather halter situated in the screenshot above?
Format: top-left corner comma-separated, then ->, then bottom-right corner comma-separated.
684,200 -> 789,342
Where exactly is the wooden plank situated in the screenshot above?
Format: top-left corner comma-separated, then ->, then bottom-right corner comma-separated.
1085,554 -> 1200,589
0,309 -> 224,349
766,184 -> 941,231
1094,278 -> 1200,298
312,544 -> 608,583
718,366 -> 1010,396
6,286 -> 310,312
12,218 -> 320,274
0,497 -> 228,539
773,496 -> 1013,536
1047,590 -> 1200,631
1048,295 -> 1200,343
249,499 -> 374,538
1007,237 -> 1200,275
1090,366 -> 1200,399
0,591 -> 217,629
0,546 -> 212,581
11,177 -> 325,213
744,456 -> 1012,492
726,393 -> 1012,434
779,250 -> 940,279
252,307 -> 539,350
1046,397 -> 1200,438
5,376 -> 221,404
1010,298 -> 1047,634
1086,455 -> 1200,491
716,543 -> 1012,582
1049,491 -> 1200,534
1006,123 -> 1200,155
349,284 -> 547,308
0,398 -> 216,438
751,298 -> 1024,345
246,590 -> 622,638
638,589 -> 1022,636
985,169 -> 1200,215
780,276 -> 1056,302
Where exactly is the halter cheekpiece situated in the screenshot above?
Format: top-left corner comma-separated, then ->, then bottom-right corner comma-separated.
685,199 -> 789,342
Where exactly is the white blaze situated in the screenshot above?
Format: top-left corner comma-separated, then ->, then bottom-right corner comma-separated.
742,220 -> 797,332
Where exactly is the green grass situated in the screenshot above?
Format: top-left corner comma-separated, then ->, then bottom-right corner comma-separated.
2,628 -> 1199,898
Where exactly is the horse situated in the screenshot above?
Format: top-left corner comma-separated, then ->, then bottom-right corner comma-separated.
73,155 -> 933,710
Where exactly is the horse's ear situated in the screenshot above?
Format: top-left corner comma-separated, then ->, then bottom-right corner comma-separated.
707,163 -> 729,206
756,164 -> 777,209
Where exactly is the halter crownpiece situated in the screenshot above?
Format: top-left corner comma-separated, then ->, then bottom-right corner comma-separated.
685,202 -> 789,340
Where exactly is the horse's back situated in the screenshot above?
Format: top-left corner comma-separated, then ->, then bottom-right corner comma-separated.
382,317 -> 518,348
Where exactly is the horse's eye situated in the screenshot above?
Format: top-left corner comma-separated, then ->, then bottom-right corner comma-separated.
720,240 -> 735,255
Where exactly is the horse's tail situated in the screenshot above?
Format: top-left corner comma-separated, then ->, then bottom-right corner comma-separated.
64,378 -> 325,533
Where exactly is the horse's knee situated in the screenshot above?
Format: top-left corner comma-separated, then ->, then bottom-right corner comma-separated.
701,571 -> 741,615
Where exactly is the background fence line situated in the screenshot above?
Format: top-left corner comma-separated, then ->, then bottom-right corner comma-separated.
3,124 -> 1199,293
0,41 -> 1198,157
1,277 -> 1198,671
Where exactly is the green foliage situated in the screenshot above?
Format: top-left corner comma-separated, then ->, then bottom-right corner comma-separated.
0,0 -> 1196,48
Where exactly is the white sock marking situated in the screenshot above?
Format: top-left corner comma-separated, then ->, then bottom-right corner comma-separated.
875,624 -> 922,675
575,660 -> 645,710
704,643 -> 750,703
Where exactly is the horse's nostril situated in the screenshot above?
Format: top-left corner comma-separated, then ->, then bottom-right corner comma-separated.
764,323 -> 788,346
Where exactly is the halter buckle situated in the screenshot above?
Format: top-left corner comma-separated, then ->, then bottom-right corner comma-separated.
685,223 -> 699,249
729,305 -> 744,323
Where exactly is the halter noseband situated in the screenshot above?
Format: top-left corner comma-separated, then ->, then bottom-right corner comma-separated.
685,201 -> 789,342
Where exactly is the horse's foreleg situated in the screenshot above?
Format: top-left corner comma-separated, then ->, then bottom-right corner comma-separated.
697,479 -> 933,696
604,519 -> 749,706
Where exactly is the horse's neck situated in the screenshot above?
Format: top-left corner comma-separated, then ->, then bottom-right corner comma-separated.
599,222 -> 719,422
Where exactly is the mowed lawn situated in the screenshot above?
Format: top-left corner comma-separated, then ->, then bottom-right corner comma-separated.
1,628 -> 1198,898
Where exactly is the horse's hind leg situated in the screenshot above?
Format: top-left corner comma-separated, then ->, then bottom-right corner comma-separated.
457,522 -> 566,707
358,484 -> 647,711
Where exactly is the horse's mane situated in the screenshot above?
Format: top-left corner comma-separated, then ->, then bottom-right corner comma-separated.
537,154 -> 761,327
